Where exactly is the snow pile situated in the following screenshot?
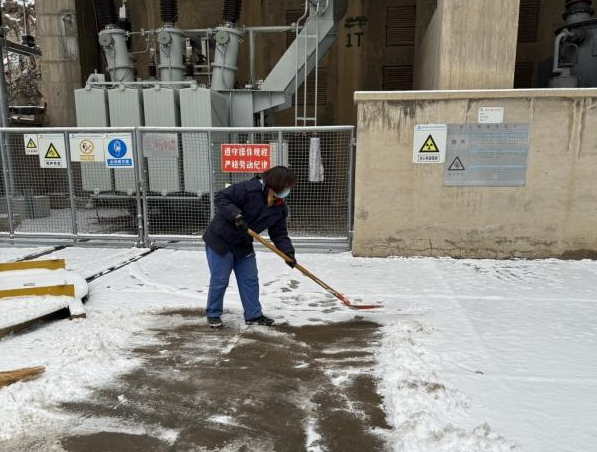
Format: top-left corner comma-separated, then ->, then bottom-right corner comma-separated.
376,321 -> 516,452
0,308 -> 157,440
0,246 -> 52,262
0,296 -> 71,330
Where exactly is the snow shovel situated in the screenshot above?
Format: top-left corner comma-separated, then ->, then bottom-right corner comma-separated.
248,229 -> 379,310
0,366 -> 45,389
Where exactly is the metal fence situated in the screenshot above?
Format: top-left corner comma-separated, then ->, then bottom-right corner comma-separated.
0,126 -> 355,250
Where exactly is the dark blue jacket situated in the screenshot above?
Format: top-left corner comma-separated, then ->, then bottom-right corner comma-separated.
203,177 -> 295,259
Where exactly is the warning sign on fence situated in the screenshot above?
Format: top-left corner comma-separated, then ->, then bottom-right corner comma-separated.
221,144 -> 271,173
413,124 -> 447,164
24,134 -> 39,155
69,133 -> 106,162
38,134 -> 67,168
143,132 -> 179,159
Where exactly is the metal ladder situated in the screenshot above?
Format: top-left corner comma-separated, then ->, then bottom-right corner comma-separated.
294,1 -> 325,126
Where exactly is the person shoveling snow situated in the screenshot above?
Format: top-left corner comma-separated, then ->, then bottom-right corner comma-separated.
203,166 -> 298,329
203,167 -> 378,330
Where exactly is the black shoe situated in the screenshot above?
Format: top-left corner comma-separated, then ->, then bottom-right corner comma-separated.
245,315 -> 275,326
208,317 -> 223,329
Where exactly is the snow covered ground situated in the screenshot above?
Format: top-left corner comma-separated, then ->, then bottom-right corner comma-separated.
0,245 -> 54,262
0,247 -> 596,451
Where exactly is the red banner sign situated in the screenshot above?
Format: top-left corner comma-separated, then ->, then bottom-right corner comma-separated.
221,144 -> 271,173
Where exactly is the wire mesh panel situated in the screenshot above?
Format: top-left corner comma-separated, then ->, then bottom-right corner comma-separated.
140,130 -> 212,239
0,135 -> 9,234
0,126 -> 354,247
69,131 -> 140,237
282,129 -> 352,238
3,132 -> 73,237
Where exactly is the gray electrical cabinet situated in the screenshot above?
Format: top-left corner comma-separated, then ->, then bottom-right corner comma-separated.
0,196 -> 50,219
75,88 -> 112,192
109,88 -> 144,193
179,87 -> 229,195
143,87 -> 181,194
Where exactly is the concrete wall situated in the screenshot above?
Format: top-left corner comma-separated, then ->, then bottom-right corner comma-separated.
415,0 -> 520,90
352,89 -> 597,259
37,0 -> 85,126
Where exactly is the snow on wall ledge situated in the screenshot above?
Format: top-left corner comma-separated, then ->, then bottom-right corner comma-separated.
353,91 -> 597,258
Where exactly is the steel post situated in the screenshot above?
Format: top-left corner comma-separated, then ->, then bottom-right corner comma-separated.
133,128 -> 145,247
208,130 -> 215,219
63,131 -> 78,240
0,132 -> 14,237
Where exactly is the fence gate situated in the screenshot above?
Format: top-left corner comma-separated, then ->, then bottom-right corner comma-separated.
0,126 -> 355,250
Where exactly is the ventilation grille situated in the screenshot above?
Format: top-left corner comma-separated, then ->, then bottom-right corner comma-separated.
286,9 -> 304,48
383,65 -> 414,90
386,6 -> 416,46
514,62 -> 534,88
518,0 -> 541,43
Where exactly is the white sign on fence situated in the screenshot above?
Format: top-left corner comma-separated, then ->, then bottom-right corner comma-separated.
69,133 -> 106,162
413,124 -> 447,164
143,133 -> 179,159
105,133 -> 134,168
24,134 -> 39,155
38,134 -> 67,168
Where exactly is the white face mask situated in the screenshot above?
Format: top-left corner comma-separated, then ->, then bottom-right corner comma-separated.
276,187 -> 291,199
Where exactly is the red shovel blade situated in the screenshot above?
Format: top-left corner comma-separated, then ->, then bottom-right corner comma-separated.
338,293 -> 380,310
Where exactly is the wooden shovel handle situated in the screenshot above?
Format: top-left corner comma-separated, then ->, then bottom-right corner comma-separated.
248,229 -> 293,262
248,229 -> 342,298
247,229 -> 379,310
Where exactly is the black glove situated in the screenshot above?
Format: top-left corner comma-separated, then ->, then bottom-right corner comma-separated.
285,252 -> 297,269
234,215 -> 249,233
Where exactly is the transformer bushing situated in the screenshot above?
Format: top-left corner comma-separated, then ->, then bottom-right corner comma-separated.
564,0 -> 595,24
222,0 -> 243,24
158,28 -> 185,82
550,0 -> 597,87
98,27 -> 134,83
211,26 -> 242,91
95,0 -> 118,29
160,0 -> 178,23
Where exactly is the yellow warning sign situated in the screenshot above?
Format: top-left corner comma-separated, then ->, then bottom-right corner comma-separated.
45,143 -> 61,159
419,135 -> 440,153
413,124 -> 447,164
24,134 -> 39,155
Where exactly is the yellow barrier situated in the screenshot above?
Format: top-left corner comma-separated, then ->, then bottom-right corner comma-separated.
0,284 -> 75,299
0,259 -> 66,272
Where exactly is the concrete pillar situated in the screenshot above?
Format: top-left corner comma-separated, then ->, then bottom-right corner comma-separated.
414,0 -> 520,90
37,0 -> 83,126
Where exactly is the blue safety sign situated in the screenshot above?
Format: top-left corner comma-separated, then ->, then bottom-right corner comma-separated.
108,139 -> 127,158
105,135 -> 134,168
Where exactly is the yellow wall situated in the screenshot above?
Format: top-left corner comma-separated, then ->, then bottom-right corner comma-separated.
353,89 -> 597,258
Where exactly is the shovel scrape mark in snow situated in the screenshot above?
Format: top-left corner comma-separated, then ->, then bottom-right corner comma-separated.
53,312 -> 390,451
